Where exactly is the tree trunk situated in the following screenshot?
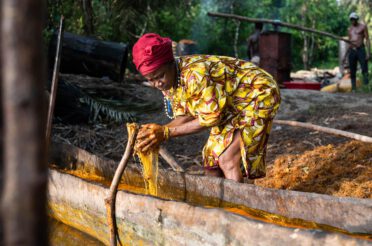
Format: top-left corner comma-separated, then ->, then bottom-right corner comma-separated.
309,33 -> 315,66
233,20 -> 240,58
302,33 -> 309,70
1,0 -> 48,245
80,0 -> 94,35
48,32 -> 128,82
301,4 -> 309,70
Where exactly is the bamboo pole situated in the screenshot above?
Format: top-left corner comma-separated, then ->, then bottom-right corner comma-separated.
105,124 -> 139,246
46,16 -> 64,145
207,12 -> 350,43
1,0 -> 48,245
274,120 -> 372,143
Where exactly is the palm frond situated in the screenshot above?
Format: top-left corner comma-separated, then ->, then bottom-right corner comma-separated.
80,95 -> 135,123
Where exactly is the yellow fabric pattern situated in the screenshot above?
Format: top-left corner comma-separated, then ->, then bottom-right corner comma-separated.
164,55 -> 281,179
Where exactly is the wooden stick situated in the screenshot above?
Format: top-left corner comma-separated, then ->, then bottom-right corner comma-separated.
104,124 -> 139,246
159,146 -> 185,172
274,120 -> 372,143
46,16 -> 64,144
207,12 -> 350,43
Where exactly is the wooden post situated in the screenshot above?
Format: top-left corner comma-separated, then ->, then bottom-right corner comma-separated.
1,0 -> 48,245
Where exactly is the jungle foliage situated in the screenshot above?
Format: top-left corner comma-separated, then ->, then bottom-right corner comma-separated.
46,0 -> 372,70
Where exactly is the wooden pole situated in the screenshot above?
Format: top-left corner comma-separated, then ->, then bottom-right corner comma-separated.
274,120 -> 372,143
1,0 -> 48,245
159,146 -> 185,172
46,16 -> 64,145
207,12 -> 350,43
105,124 -> 139,246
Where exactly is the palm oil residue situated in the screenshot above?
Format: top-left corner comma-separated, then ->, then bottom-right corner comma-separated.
128,122 -> 159,196
255,140 -> 372,198
135,148 -> 159,196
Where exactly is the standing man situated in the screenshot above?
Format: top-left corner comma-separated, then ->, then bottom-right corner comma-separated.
247,22 -> 263,66
347,12 -> 370,91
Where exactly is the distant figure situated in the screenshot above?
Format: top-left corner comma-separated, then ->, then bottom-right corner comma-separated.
346,12 -> 370,90
247,22 -> 263,65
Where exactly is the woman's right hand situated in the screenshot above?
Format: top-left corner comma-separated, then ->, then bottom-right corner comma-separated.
135,124 -> 168,152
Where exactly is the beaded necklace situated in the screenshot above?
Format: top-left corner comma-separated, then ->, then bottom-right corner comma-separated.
164,59 -> 181,119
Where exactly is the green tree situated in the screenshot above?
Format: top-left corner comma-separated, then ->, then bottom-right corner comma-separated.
46,0 -> 354,71
280,0 -> 349,69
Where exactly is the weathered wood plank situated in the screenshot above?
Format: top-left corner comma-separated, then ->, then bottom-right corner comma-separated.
49,143 -> 372,234
48,170 -> 370,245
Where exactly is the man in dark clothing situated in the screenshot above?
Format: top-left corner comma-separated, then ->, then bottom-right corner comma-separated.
347,12 -> 370,91
247,22 -> 263,65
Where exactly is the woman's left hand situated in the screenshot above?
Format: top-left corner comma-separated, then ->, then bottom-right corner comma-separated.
135,123 -> 168,152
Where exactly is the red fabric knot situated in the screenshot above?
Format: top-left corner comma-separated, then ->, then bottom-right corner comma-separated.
132,33 -> 174,75
144,46 -> 153,55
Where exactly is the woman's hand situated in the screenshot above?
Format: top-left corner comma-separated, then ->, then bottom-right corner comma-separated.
135,124 -> 168,152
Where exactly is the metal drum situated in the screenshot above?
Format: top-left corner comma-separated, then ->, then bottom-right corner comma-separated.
259,31 -> 292,85
176,39 -> 198,56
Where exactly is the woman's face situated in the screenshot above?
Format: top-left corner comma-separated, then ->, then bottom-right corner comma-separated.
144,62 -> 176,91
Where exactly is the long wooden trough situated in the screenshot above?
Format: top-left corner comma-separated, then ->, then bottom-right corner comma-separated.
48,143 -> 372,245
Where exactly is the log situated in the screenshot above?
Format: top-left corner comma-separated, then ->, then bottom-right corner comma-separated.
50,142 -> 372,235
49,32 -> 128,82
208,12 -> 350,43
274,120 -> 372,143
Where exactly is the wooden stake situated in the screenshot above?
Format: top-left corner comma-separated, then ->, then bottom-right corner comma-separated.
208,12 -> 350,43
46,16 -> 64,145
105,124 -> 139,246
274,120 -> 372,143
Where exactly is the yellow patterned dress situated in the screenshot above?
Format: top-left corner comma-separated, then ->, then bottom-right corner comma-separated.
164,55 -> 281,179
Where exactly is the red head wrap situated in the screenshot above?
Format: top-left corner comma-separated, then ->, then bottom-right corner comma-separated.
132,33 -> 174,75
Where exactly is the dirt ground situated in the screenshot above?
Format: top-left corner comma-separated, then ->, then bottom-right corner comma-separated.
52,74 -> 372,199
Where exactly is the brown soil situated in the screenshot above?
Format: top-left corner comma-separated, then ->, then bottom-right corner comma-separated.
52,74 -> 372,199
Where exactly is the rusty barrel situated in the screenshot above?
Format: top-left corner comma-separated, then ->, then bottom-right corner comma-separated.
176,39 -> 198,56
259,31 -> 292,85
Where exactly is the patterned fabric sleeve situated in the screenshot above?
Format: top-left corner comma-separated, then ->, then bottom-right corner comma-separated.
186,70 -> 227,127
